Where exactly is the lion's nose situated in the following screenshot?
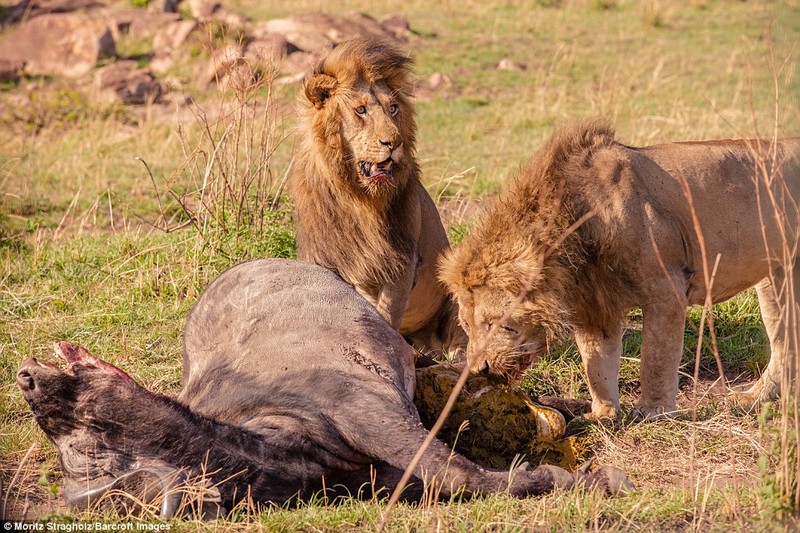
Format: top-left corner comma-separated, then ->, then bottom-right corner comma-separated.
387,142 -> 404,163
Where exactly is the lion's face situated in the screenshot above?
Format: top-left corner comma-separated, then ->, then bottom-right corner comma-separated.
440,240 -> 576,381
300,39 -> 416,199
337,81 -> 405,195
456,286 -> 548,380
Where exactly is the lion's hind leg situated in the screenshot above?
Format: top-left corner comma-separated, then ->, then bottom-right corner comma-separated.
735,270 -> 799,409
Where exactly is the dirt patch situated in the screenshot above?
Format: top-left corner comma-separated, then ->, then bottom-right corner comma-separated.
588,376 -> 764,492
1,445 -> 65,522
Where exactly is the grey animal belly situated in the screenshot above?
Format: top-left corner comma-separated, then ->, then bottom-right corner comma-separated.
182,259 -> 416,391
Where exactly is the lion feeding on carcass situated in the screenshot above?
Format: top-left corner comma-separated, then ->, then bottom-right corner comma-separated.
440,119 -> 799,420
17,260 -> 629,518
289,37 -> 464,355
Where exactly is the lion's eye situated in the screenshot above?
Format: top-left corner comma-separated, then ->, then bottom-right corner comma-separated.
389,103 -> 399,116
501,325 -> 518,335
355,106 -> 367,116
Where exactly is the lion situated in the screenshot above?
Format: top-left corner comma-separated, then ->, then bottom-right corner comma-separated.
289,37 -> 465,355
439,118 -> 800,419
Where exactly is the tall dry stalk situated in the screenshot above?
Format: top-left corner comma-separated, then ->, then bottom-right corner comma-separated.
752,134 -> 799,511
746,41 -> 800,511
143,55 -> 290,258
378,188 -> 595,529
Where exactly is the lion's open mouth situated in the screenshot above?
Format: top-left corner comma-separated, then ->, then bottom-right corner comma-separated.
491,344 -> 545,382
358,158 -> 394,181
518,343 -> 547,370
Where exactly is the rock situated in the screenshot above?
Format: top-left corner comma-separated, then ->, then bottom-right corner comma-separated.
198,43 -> 246,88
222,63 -> 258,92
414,363 -> 577,470
342,12 -> 407,42
209,6 -> 249,30
278,50 -> 317,77
147,0 -> 179,13
187,0 -> 248,28
380,13 -> 411,40
414,72 -> 454,100
274,71 -> 305,87
251,12 -> 403,54
244,35 -> 289,70
0,58 -> 25,82
497,58 -> 527,72
152,20 -> 199,52
93,60 -> 167,105
148,52 -> 174,74
2,0 -> 106,25
188,0 -> 218,18
427,72 -> 452,91
126,11 -> 183,38
252,16 -> 328,53
0,13 -> 116,78
97,9 -> 182,40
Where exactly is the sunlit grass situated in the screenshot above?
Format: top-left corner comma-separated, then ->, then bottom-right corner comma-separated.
1,0 -> 799,528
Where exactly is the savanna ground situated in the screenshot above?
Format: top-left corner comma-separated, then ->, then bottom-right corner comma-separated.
2,0 -> 800,530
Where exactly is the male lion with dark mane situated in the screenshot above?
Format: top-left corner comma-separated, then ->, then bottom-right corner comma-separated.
289,37 -> 464,355
440,119 -> 799,419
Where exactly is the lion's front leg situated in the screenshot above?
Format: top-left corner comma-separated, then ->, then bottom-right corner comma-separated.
635,299 -> 687,419
575,323 -> 623,419
376,263 -> 416,330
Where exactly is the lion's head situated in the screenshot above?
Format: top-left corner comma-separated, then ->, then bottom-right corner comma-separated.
297,38 -> 417,199
440,120 -> 623,379
440,229 -> 577,379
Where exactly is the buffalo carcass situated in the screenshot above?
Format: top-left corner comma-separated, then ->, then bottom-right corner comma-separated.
17,259 -> 629,517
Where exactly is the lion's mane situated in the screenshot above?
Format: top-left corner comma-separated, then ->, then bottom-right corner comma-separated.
440,119 -> 635,345
290,38 -> 419,287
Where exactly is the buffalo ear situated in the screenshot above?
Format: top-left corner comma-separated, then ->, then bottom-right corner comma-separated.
304,73 -> 338,109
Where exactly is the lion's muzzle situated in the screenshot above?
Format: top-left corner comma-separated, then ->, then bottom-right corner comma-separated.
359,157 -> 394,180
357,142 -> 404,188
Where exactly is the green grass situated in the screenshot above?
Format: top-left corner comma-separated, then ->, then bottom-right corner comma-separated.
2,0 -> 800,528
3,0 -> 797,225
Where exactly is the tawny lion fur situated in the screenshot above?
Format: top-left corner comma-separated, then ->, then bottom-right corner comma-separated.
289,37 -> 465,354
440,119 -> 800,419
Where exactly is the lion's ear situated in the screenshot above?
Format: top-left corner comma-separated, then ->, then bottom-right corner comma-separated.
304,73 -> 338,109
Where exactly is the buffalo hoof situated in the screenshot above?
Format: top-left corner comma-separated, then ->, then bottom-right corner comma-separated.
64,467 -> 187,518
574,460 -> 633,496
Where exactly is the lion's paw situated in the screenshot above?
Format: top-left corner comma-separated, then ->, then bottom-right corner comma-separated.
631,404 -> 678,421
586,402 -> 618,421
730,380 -> 775,413
730,391 -> 760,413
